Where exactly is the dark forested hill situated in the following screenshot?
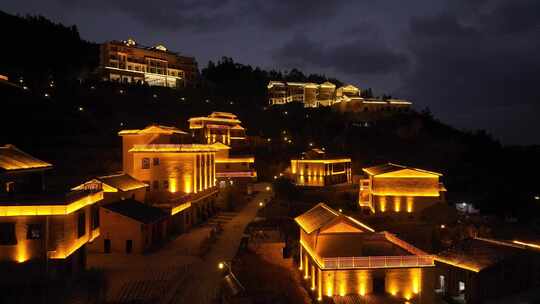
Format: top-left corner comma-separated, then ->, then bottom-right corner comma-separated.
0,11 -> 98,86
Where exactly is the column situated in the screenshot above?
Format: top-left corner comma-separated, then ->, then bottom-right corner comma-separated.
299,245 -> 303,270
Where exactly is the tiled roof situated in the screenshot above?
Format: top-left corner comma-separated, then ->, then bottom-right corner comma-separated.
118,124 -> 188,135
98,173 -> 147,191
0,145 -> 52,172
363,163 -> 442,177
103,199 -> 167,224
295,203 -> 339,233
315,232 -> 411,258
436,237 -> 531,272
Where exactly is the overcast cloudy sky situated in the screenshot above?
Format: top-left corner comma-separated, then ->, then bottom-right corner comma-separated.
3,0 -> 540,144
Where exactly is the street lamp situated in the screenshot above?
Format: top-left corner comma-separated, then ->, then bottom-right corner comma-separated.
259,202 -> 264,207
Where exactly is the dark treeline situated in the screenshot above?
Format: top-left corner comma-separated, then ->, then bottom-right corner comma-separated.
0,11 -> 98,87
202,56 -> 345,107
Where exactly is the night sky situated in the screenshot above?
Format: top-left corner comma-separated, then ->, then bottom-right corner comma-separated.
4,0 -> 540,145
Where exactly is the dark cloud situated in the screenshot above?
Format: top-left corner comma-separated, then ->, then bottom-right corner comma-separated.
57,0 -> 239,32
273,34 -> 409,76
399,0 -> 540,144
248,0 -> 347,29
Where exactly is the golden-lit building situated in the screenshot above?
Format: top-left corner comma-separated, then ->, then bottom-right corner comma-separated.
435,237 -> 540,304
290,149 -> 352,187
267,81 -> 337,107
268,81 -> 413,111
188,112 -> 247,148
88,199 -> 167,254
0,145 -> 102,276
99,38 -> 198,88
359,163 -> 446,214
212,142 -> 256,188
296,203 -> 435,302
119,124 -> 219,234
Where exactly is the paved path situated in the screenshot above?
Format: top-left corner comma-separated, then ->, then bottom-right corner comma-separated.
165,186 -> 271,304
88,183 -> 271,304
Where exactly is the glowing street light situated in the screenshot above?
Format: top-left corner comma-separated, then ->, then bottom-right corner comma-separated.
259,202 -> 264,207
218,262 -> 225,270
265,186 -> 271,191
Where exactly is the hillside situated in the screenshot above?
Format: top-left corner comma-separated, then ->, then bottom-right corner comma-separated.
0,11 -> 539,222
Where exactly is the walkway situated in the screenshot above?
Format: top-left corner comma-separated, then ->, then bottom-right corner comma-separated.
87,183 -> 271,304
165,186 -> 271,303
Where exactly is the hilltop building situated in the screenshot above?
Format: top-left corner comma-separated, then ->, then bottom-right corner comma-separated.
0,145 -> 102,277
118,124 -> 218,234
99,38 -> 199,88
188,112 -> 247,149
289,149 -> 352,187
267,81 -> 412,111
296,203 -> 435,302
435,237 -> 540,304
359,163 -> 446,215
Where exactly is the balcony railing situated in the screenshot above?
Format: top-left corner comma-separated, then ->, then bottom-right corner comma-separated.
322,255 -> 434,269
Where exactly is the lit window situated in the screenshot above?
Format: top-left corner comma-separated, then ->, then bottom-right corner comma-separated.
142,158 -> 150,169
5,181 -> 15,193
27,224 -> 42,240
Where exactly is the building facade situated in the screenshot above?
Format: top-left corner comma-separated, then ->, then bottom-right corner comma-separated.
359,163 -> 446,215
212,142 -> 257,189
290,149 -> 352,187
89,199 -> 167,254
188,112 -> 247,149
119,124 -> 219,234
99,38 -> 199,88
0,145 -> 102,277
296,203 -> 435,302
435,237 -> 540,304
268,81 -> 412,111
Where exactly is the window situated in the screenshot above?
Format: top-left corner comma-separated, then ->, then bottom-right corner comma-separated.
142,158 -> 150,169
104,239 -> 111,253
91,205 -> 100,229
153,158 -> 160,166
27,224 -> 42,240
153,181 -> 159,190
163,180 -> 169,190
126,240 -> 133,254
77,211 -> 86,238
0,223 -> 16,245
5,181 -> 15,193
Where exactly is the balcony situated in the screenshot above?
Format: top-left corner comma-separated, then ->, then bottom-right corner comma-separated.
322,255 -> 434,269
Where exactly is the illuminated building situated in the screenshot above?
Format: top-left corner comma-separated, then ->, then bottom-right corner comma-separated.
268,81 -> 412,111
290,149 -> 352,187
88,199 -> 167,254
99,38 -> 199,88
119,124 -> 219,233
268,81 -> 337,107
359,163 -> 446,214
0,145 -> 102,276
435,237 -> 540,304
188,112 -> 247,148
212,142 -> 257,188
296,203 -> 435,302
